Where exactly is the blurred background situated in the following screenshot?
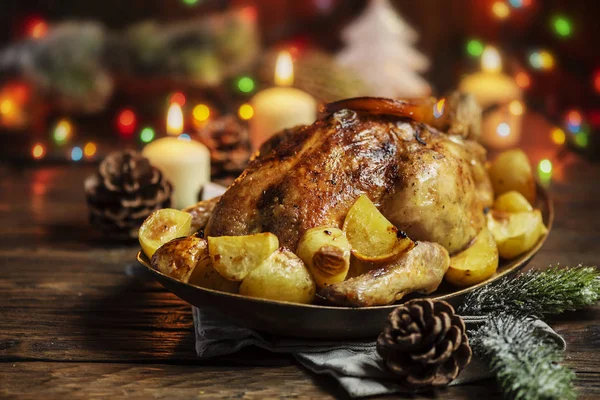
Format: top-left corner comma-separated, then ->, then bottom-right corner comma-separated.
1,0 -> 599,176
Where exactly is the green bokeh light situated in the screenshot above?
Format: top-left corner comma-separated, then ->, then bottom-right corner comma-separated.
575,132 -> 589,148
553,16 -> 572,38
466,39 -> 484,57
237,76 -> 255,93
140,127 -> 155,143
181,0 -> 200,6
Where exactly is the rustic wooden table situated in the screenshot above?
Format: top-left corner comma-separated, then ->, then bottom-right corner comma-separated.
1,113 -> 599,399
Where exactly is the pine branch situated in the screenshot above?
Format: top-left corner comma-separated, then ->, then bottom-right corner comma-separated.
458,265 -> 600,317
470,314 -> 576,400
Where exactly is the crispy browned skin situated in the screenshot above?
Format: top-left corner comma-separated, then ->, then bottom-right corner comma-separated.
321,241 -> 450,306
206,110 -> 490,254
184,197 -> 220,233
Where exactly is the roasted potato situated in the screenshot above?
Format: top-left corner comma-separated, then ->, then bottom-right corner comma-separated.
445,227 -> 499,287
239,248 -> 316,303
151,236 -> 207,282
208,233 -> 279,281
488,149 -> 536,203
487,209 -> 547,259
343,195 -> 414,262
139,209 -> 192,258
493,191 -> 533,213
188,255 -> 240,293
346,257 -> 377,279
296,227 -> 351,288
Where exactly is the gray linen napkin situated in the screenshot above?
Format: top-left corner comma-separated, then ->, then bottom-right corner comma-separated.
192,307 -> 566,398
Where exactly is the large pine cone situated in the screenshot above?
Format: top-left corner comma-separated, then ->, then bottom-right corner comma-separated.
196,116 -> 251,186
376,299 -> 472,389
84,150 -> 172,240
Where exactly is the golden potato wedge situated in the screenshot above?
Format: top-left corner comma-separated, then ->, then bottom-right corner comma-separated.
208,233 -> 279,281
296,227 -> 351,288
488,149 -> 536,203
151,236 -> 207,282
493,191 -> 533,213
188,255 -> 240,293
346,257 -> 377,279
445,227 -> 499,287
139,209 -> 192,259
487,209 -> 547,259
239,248 -> 316,304
343,195 -> 414,262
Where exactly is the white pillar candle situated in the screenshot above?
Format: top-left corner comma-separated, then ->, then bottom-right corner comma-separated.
142,137 -> 210,209
459,47 -> 523,150
249,51 -> 317,150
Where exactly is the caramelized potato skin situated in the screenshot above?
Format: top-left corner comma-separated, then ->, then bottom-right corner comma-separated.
488,149 -> 536,203
151,237 -> 207,283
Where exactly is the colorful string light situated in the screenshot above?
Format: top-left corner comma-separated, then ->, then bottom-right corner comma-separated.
26,17 -> 48,39
53,119 -> 72,145
237,76 -> 255,93
594,69 -> 600,94
551,127 -> 566,145
32,143 -> 45,160
492,2 -> 510,19
178,134 -> 191,141
193,104 -> 211,122
496,122 -> 511,137
116,108 -> 137,136
565,110 -> 582,133
181,0 -> 200,5
509,100 -> 524,116
538,159 -> 553,184
466,39 -> 484,57
238,104 -> 254,120
170,92 -> 186,106
140,127 -> 155,143
84,142 -> 97,158
552,16 -> 572,38
575,132 -> 589,148
529,50 -> 554,71
71,146 -> 83,161
515,71 -> 531,89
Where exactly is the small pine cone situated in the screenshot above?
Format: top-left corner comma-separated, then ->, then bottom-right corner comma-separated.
84,150 -> 172,240
196,116 -> 251,184
376,299 -> 472,389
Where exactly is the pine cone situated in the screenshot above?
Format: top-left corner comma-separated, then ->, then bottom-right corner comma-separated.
377,299 -> 472,389
84,150 -> 172,240
196,116 -> 251,185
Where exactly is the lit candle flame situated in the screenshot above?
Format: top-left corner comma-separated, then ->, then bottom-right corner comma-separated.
167,103 -> 184,136
274,51 -> 294,87
482,46 -> 501,73
433,98 -> 446,118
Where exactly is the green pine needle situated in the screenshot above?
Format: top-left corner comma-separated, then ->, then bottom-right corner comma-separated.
470,314 -> 576,400
459,265 -> 600,317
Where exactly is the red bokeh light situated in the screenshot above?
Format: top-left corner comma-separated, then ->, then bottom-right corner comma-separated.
25,17 -> 48,39
515,72 -> 531,89
116,108 -> 137,136
170,92 -> 186,106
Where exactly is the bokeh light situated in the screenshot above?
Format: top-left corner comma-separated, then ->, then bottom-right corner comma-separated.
529,50 -> 554,70
0,99 -> 14,115
594,69 -> 600,94
551,127 -> 566,145
26,17 -> 48,39
466,39 -> 484,57
53,119 -> 72,145
515,71 -> 531,89
433,98 -> 445,119
84,142 -> 97,158
178,134 -> 191,141
181,0 -> 200,6
238,103 -> 254,120
508,0 -> 523,8
237,76 -> 255,93
539,159 -> 552,174
575,132 -> 589,148
32,143 -> 45,160
170,92 -> 186,106
117,108 -> 137,136
71,146 -> 83,162
509,100 -> 524,116
565,110 -> 582,133
496,122 -> 511,137
140,127 -> 155,143
193,104 -> 211,122
492,2 -> 510,19
552,16 -> 572,38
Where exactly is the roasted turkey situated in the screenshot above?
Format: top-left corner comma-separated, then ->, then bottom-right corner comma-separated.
190,95 -> 492,306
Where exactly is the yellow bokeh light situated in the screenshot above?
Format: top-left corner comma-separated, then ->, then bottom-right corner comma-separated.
539,159 -> 552,174
32,143 -> 45,159
166,103 -> 184,136
53,119 -> 73,144
539,51 -> 555,70
551,127 -> 566,145
481,46 -> 502,73
193,104 -> 211,122
0,99 -> 14,115
492,2 -> 510,19
238,104 -> 254,120
274,51 -> 294,87
84,142 -> 97,157
509,100 -> 524,116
